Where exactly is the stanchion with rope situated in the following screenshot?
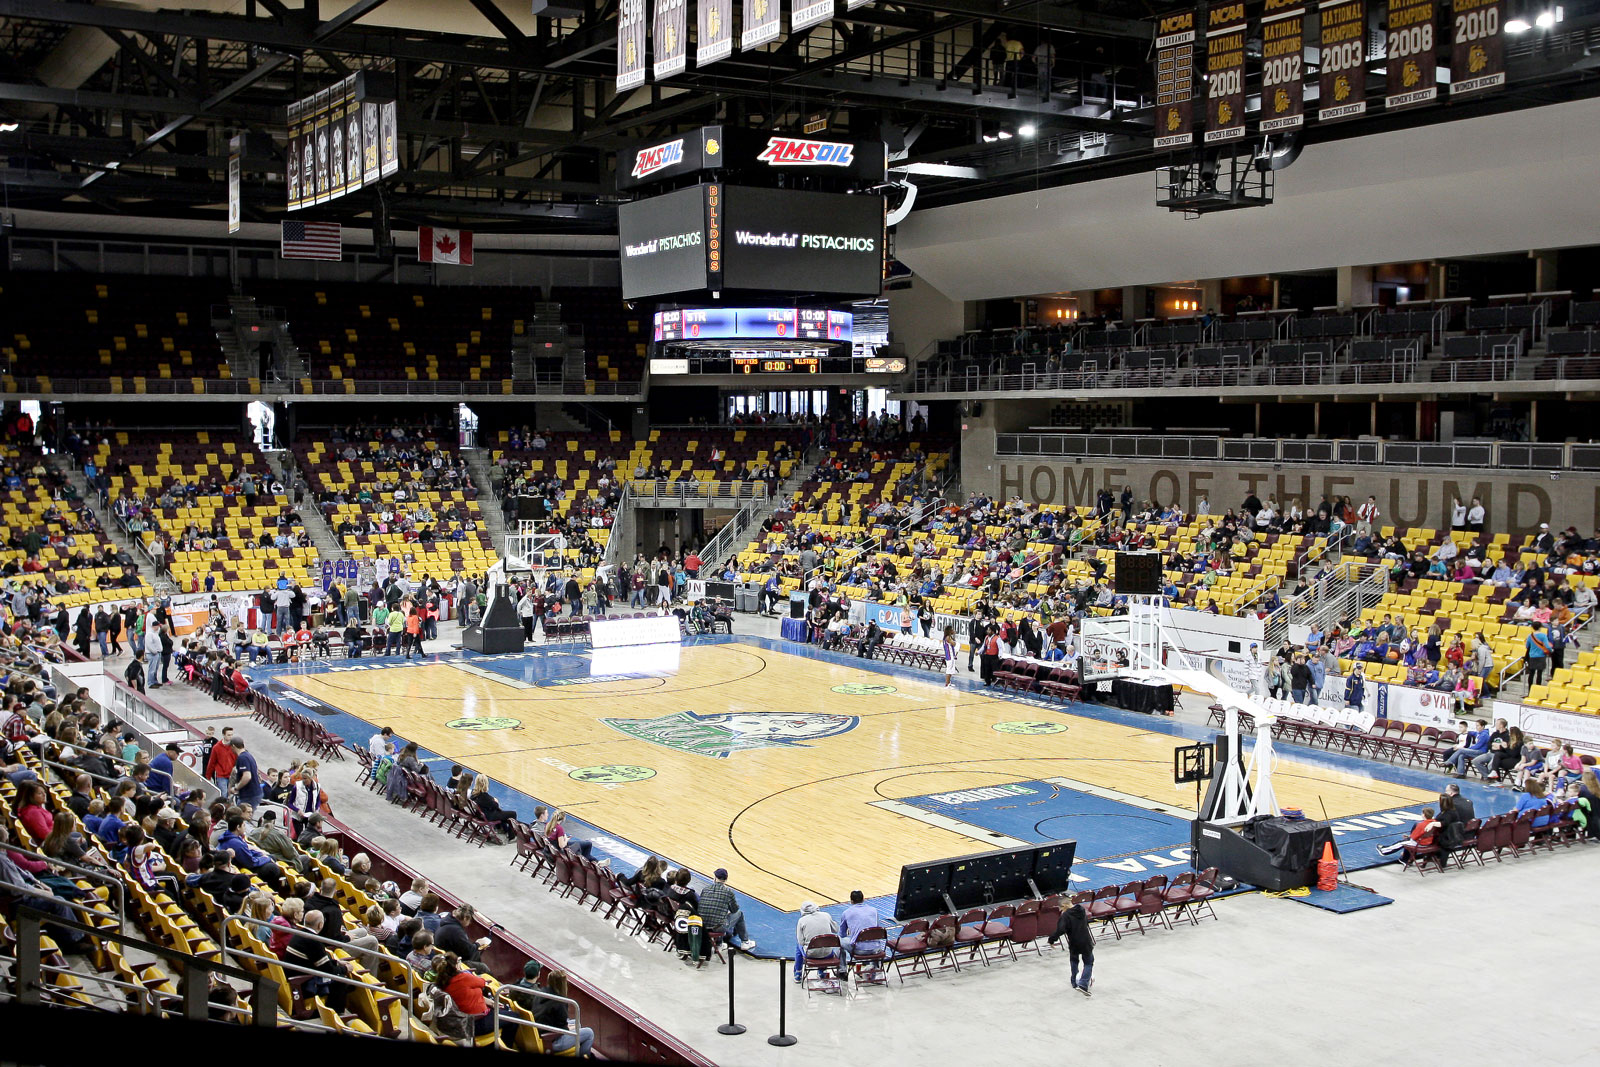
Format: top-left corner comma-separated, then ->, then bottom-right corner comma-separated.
768,957 -> 797,1047
717,943 -> 746,1036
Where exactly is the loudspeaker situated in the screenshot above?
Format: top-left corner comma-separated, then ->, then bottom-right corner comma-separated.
1114,550 -> 1161,595
789,597 -> 806,619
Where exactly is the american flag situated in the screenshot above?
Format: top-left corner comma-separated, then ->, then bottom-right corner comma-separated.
281,220 -> 342,261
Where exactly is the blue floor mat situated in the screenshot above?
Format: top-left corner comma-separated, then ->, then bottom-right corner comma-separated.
1284,884 -> 1394,913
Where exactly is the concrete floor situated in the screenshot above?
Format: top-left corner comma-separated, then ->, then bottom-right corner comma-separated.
138,615 -> 1600,1067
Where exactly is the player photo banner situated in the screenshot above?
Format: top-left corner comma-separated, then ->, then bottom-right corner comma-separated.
1386,0 -> 1438,110
654,0 -> 687,79
361,101 -> 381,185
1204,1 -> 1248,144
379,100 -> 399,177
1450,0 -> 1505,96
344,89 -> 364,195
741,0 -> 781,50
618,0 -> 647,92
844,0 -> 872,8
285,100 -> 303,211
1318,0 -> 1367,120
1260,0 -> 1305,131
1153,8 -> 1198,150
312,87 -> 331,204
227,151 -> 241,233
328,81 -> 349,199
792,0 -> 833,32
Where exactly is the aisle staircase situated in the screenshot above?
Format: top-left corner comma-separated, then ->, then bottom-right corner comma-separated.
462,449 -> 510,554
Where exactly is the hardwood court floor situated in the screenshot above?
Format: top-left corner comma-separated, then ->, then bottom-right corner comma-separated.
282,642 -> 1436,911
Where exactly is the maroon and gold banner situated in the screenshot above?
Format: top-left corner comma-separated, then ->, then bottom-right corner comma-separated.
1260,0 -> 1305,131
1317,0 -> 1366,120
1203,1 -> 1247,143
1153,9 -> 1198,150
1385,0 -> 1438,110
1450,0 -> 1505,96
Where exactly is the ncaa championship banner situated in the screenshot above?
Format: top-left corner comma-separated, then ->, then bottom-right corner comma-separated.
653,0 -> 687,79
1317,0 -> 1367,121
1385,0 -> 1438,110
1203,1 -> 1247,144
1153,8 -> 1198,150
741,0 -> 781,50
1450,0 -> 1505,96
617,0 -> 647,92
1259,0 -> 1305,131
792,0 -> 833,32
697,0 -> 733,66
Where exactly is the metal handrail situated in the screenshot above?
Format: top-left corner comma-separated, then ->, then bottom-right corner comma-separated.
990,432 -> 1592,471
2,376 -> 647,399
11,902 -> 278,1025
624,479 -> 769,504
3,843 -> 127,926
906,353 -> 1600,396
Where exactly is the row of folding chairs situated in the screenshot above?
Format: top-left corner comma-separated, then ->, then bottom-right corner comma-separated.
1407,802 -> 1592,874
251,693 -> 347,761
885,870 -> 1220,983
1272,716 -> 1460,769
993,659 -> 1082,702
352,749 -> 502,846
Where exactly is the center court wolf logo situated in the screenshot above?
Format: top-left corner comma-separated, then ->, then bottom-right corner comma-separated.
601,710 -> 857,758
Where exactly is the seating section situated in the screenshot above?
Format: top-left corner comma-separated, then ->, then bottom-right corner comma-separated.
1339,528 -> 1594,693
293,432 -> 495,580
0,446 -> 147,606
548,286 -> 646,385
6,701 -> 593,1049
918,294 -> 1600,391
252,282 -> 524,383
92,430 -> 312,593
0,273 -> 229,387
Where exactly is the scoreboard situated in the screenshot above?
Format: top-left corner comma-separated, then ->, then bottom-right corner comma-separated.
652,306 -> 854,343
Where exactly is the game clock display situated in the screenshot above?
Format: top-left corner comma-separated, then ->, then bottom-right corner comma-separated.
731,354 -> 821,374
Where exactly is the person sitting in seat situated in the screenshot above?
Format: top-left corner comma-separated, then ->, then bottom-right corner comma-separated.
793,901 -> 839,982
1515,779 -> 1557,828
470,775 -> 516,840
838,889 -> 887,975
1377,807 -> 1440,868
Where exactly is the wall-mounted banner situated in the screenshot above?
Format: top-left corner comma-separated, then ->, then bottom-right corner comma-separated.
1259,0 -> 1305,131
741,0 -> 781,50
698,0 -> 733,66
654,0 -> 687,79
1203,1 -> 1248,144
618,0 -> 648,92
1385,0 -> 1438,110
1449,0 -> 1505,96
1154,9 -> 1198,150
792,0 -> 833,32
344,93 -> 364,196
1317,0 -> 1367,120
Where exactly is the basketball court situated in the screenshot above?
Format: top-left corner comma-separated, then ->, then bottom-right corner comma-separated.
257,635 -> 1438,939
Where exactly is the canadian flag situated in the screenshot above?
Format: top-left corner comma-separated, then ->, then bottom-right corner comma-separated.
418,226 -> 473,266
